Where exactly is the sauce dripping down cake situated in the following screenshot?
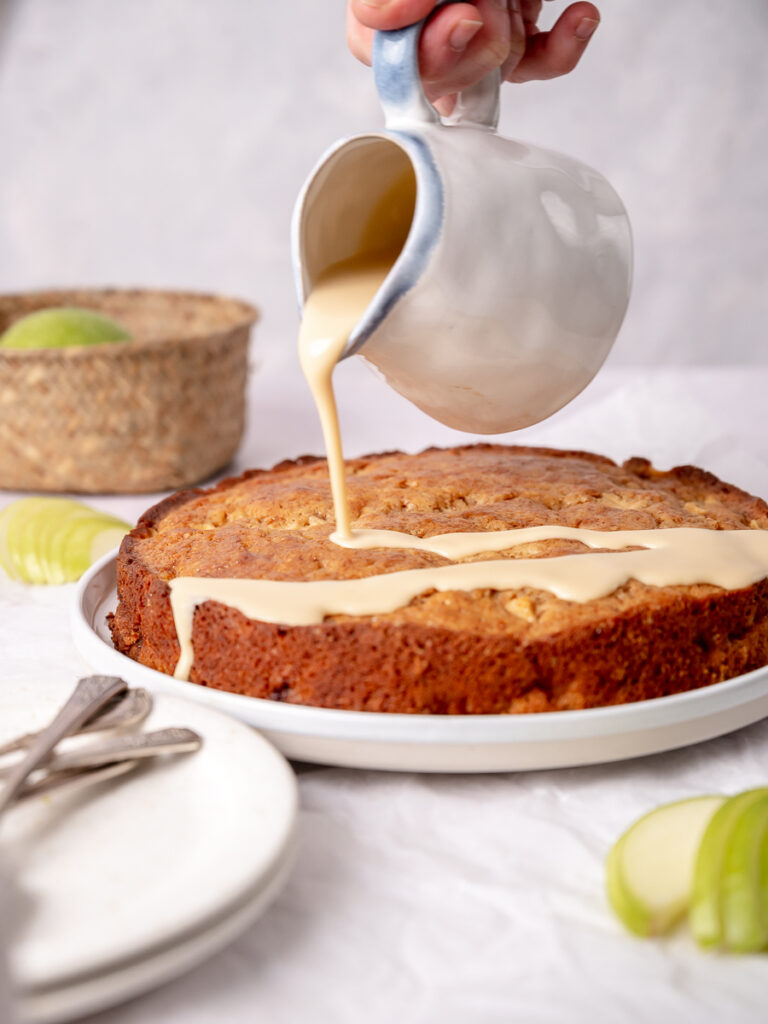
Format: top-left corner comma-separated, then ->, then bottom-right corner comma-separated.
108,444 -> 768,714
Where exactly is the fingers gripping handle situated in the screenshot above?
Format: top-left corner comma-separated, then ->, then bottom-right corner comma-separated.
372,0 -> 501,130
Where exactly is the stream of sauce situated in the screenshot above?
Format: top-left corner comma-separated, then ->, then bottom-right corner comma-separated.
298,252 -> 396,539
164,246 -> 768,680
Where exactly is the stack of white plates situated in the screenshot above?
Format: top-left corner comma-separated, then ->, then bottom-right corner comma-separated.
0,695 -> 298,1024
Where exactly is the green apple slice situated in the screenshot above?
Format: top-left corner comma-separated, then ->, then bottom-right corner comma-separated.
607,795 -> 725,937
89,524 -> 128,563
38,502 -> 121,584
0,498 -> 64,582
0,500 -> 30,580
34,501 -> 97,585
15,501 -> 59,584
708,791 -> 768,952
47,510 -> 129,583
0,497 -> 130,584
42,507 -> 130,583
690,787 -> 768,948
17,499 -> 90,584
3,498 -> 92,583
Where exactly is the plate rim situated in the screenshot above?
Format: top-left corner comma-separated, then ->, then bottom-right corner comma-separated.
17,837 -> 298,1024
73,552 -> 768,749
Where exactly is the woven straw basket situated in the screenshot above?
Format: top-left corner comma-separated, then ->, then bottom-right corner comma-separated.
0,288 -> 258,493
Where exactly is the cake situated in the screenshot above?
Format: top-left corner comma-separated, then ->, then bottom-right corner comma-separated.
108,444 -> 768,714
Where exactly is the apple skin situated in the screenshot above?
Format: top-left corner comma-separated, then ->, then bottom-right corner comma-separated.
719,793 -> 768,952
607,795 -> 725,937
690,787 -> 768,948
0,307 -> 131,350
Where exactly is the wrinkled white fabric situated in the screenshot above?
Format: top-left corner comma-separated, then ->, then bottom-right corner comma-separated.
1,367 -> 768,1023
0,867 -> 18,1024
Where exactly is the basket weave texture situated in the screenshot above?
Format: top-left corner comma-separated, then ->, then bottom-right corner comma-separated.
0,288 -> 258,493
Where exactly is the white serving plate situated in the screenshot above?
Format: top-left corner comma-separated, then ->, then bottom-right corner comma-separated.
71,552 -> 768,774
2,693 -> 297,1024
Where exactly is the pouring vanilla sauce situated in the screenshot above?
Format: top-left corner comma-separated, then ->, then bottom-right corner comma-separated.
166,251 -> 768,681
298,251 -> 397,540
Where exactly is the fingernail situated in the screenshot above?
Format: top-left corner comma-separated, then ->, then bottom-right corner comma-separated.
449,18 -> 483,51
575,17 -> 599,40
360,0 -> 389,6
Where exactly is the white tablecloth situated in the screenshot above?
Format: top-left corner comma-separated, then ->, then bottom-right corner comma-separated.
2,359 -> 768,1023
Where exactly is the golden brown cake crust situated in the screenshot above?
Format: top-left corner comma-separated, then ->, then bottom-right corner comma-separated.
108,444 -> 768,713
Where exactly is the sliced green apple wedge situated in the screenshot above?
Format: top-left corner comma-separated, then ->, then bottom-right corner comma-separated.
690,788 -> 768,948
691,788 -> 768,951
0,500 -> 31,580
0,497 -> 130,584
720,792 -> 768,952
33,501 -> 96,585
47,511 -> 128,583
2,498 -> 93,583
18,499 -> 90,584
607,795 -> 725,937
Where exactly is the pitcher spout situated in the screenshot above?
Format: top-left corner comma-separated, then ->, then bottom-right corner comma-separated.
291,132 -> 442,361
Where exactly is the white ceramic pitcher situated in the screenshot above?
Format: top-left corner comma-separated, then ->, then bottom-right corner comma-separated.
292,4 -> 632,433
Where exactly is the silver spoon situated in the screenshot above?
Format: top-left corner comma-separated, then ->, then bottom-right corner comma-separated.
15,760 -> 141,803
0,676 -> 127,817
0,727 -> 202,779
0,688 -> 154,759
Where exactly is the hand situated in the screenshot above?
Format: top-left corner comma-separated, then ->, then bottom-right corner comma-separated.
347,0 -> 600,113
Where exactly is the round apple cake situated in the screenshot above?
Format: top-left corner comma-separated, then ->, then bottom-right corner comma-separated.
108,445 -> 768,714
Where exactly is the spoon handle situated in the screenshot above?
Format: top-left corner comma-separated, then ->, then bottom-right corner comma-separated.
9,727 -> 202,776
16,760 -> 140,803
0,688 -> 153,759
0,676 -> 127,817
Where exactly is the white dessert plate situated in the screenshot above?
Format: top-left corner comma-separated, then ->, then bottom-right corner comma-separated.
3,692 -> 297,1024
71,552 -> 768,774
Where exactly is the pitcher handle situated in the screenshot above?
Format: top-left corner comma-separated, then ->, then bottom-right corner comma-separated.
373,0 -> 501,130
